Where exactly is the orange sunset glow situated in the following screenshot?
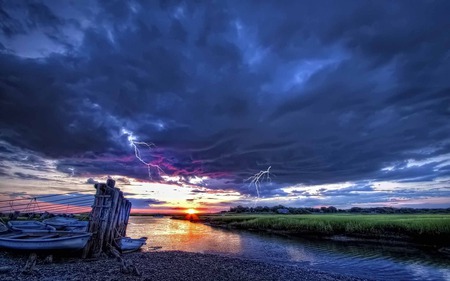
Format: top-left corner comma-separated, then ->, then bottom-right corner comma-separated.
186,208 -> 197,215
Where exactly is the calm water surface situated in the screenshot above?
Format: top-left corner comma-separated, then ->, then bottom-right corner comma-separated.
127,216 -> 450,281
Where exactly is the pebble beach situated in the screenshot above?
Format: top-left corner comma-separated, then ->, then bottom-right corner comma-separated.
0,251 -> 369,281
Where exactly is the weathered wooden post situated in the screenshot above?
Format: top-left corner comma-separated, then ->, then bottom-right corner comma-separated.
123,201 -> 132,236
117,200 -> 126,237
82,179 -> 132,258
104,187 -> 120,246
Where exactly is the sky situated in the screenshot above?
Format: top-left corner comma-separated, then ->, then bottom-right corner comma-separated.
0,0 -> 449,213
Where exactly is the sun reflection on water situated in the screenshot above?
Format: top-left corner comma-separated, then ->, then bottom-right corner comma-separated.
126,216 -> 242,254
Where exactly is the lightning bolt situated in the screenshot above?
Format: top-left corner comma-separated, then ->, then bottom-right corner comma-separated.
131,140 -> 165,179
245,166 -> 272,199
122,129 -> 165,179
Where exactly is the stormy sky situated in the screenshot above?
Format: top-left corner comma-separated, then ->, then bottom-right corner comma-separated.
1,0 -> 449,212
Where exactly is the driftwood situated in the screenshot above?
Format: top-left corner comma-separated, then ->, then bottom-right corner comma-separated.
107,245 -> 141,276
44,254 -> 53,264
108,244 -> 121,260
120,259 -> 140,276
21,252 -> 39,276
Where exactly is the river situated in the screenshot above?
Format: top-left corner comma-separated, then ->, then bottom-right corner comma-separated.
127,216 -> 450,281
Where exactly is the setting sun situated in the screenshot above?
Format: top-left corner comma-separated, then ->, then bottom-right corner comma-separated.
186,208 -> 197,215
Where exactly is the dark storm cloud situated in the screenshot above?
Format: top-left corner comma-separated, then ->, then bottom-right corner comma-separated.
0,169 -> 9,177
13,172 -> 51,181
190,189 -> 206,194
377,162 -> 450,182
85,178 -> 98,185
317,184 -> 375,197
115,177 -> 131,185
129,198 -> 167,208
0,0 -> 449,198
144,198 -> 167,205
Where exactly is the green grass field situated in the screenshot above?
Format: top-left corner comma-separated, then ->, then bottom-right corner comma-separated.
200,214 -> 450,245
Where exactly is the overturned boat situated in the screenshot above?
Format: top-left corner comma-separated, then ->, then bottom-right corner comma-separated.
119,237 -> 147,253
8,220 -> 56,232
0,231 -> 92,250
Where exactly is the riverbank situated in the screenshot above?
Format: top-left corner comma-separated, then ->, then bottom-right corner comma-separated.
187,213 -> 450,247
0,251 -> 368,281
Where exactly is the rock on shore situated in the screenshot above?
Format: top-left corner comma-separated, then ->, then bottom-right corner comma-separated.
0,251 -> 369,281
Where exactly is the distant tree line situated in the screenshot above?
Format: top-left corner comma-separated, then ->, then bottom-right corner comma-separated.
227,205 -> 450,214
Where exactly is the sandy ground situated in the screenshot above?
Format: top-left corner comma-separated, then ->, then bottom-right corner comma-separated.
0,250 -> 371,281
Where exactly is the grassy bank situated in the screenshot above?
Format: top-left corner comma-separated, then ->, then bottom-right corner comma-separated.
199,214 -> 450,246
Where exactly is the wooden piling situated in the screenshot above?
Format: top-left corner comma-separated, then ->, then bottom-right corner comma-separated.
123,201 -> 132,236
82,179 -> 132,258
104,188 -> 120,246
117,198 -> 129,237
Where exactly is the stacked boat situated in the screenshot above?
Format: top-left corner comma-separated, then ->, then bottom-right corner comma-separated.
0,219 -> 91,251
0,218 -> 147,252
0,231 -> 92,250
43,217 -> 88,232
8,220 -> 56,232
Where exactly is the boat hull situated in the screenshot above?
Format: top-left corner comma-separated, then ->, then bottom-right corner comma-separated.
120,237 -> 147,252
43,217 -> 88,231
8,220 -> 56,232
0,232 -> 92,251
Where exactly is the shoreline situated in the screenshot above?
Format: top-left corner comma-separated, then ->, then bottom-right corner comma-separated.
0,250 -> 369,281
203,221 -> 450,255
186,213 -> 450,248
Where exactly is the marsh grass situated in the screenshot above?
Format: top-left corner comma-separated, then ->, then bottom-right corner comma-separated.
202,214 -> 450,245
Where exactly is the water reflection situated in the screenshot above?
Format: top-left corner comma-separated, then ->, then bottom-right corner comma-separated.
127,216 -> 242,254
127,217 -> 450,281
285,245 -> 318,264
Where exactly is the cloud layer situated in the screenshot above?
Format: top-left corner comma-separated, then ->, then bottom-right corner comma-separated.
1,1 -> 449,208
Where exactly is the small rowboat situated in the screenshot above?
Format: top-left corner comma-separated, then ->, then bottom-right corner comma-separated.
0,231 -> 92,250
8,220 -> 56,232
43,217 -> 88,231
119,237 -> 147,253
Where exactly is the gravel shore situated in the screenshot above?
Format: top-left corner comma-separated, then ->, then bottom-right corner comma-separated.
0,251 -> 369,281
